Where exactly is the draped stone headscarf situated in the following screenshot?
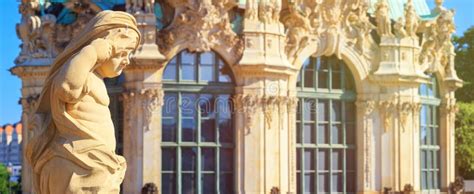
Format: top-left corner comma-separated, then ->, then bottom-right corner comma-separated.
27,10 -> 141,167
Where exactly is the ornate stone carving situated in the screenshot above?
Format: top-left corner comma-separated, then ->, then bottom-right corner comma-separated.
374,0 -> 393,37
159,0 -> 242,55
123,88 -> 164,132
379,100 -> 396,132
16,1 -> 102,65
398,102 -> 414,132
404,0 -> 419,38
282,0 -> 376,62
127,0 -> 155,14
234,94 -> 260,134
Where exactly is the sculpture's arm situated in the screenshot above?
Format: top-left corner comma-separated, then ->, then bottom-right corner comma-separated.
56,39 -> 111,103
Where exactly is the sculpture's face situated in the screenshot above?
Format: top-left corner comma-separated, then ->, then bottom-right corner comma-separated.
96,31 -> 139,78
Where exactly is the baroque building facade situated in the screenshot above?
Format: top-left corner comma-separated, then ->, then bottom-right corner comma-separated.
12,0 -> 463,193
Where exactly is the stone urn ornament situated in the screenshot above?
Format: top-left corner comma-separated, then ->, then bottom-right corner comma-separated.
25,11 -> 141,194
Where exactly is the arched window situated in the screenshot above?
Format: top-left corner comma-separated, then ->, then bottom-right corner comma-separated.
161,50 -> 234,194
419,74 -> 440,190
296,56 -> 357,193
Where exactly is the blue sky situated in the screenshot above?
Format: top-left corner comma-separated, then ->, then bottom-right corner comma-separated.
0,0 -> 473,125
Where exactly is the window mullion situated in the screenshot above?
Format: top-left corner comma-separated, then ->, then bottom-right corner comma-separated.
215,94 -> 221,193
300,98 -> 305,193
177,92 -> 182,194
197,94 -> 202,194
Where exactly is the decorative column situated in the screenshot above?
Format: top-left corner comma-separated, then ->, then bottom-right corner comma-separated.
234,1 -> 298,193
122,2 -> 166,193
10,65 -> 50,194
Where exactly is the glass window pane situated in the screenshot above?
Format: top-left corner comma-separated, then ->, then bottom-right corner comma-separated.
346,172 -> 356,192
332,150 -> 343,170
162,148 -> 176,171
202,174 -> 216,194
318,149 -> 329,171
181,94 -> 197,117
219,119 -> 233,143
201,119 -> 215,142
345,103 -> 355,122
162,118 -> 176,142
220,149 -> 233,172
199,94 -> 214,118
163,93 -> 177,117
164,56 -> 177,80
182,118 -> 197,142
346,149 -> 356,171
331,101 -> 341,121
217,95 -> 232,119
182,174 -> 196,194
304,150 -> 315,171
331,124 -> 342,144
318,124 -> 328,144
304,124 -> 315,144
346,124 -> 355,145
201,148 -> 215,171
318,100 -> 329,121
318,173 -> 329,192
304,99 -> 316,121
421,150 -> 426,169
181,51 -> 196,81
200,52 -> 215,82
332,72 -> 341,89
297,148 -> 301,170
318,71 -> 328,88
296,122 -> 302,144
161,174 -> 176,194
182,148 -> 197,171
304,174 -> 315,192
218,60 -> 232,83
331,173 -> 343,192
219,173 -> 233,193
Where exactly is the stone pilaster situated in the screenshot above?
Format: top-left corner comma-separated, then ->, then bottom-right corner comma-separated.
234,1 -> 299,193
439,95 -> 457,190
10,65 -> 50,194
356,99 -> 377,192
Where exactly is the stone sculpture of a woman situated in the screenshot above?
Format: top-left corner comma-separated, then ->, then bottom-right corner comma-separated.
25,11 -> 141,193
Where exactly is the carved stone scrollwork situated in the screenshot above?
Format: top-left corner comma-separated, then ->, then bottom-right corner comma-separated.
20,95 -> 41,133
123,89 -> 164,132
158,0 -> 242,56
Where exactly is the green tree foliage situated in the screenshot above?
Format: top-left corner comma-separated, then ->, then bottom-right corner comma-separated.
0,164 -> 10,194
455,103 -> 474,178
454,26 -> 474,102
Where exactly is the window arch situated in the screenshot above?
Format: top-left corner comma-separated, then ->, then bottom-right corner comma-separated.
161,50 -> 234,194
419,74 -> 440,190
296,55 -> 357,193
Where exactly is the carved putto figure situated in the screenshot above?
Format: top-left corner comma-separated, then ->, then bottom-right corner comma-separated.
26,11 -> 141,193
126,0 -> 155,13
374,0 -> 393,37
347,1 -> 375,54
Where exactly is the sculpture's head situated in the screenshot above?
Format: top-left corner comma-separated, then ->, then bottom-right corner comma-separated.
95,27 -> 140,78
